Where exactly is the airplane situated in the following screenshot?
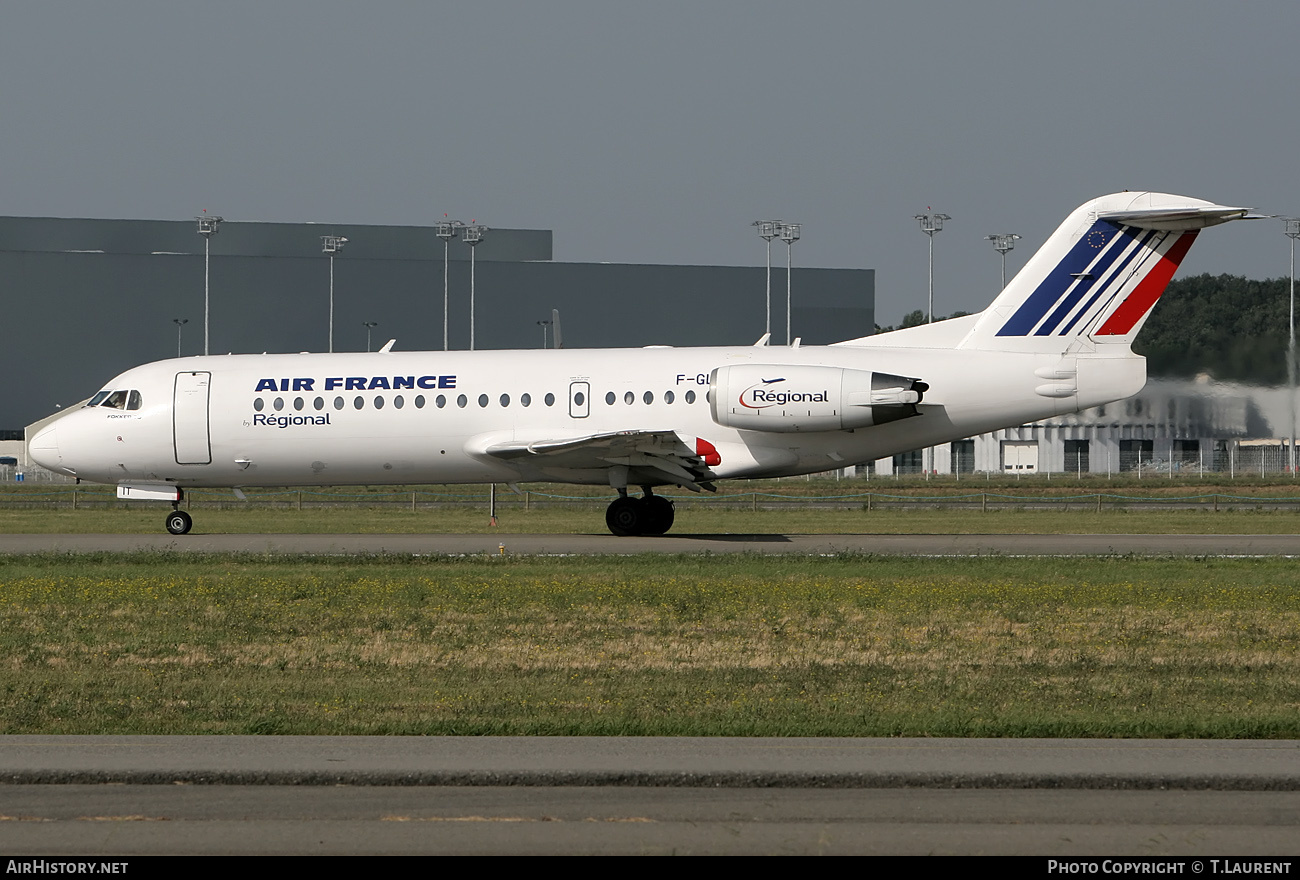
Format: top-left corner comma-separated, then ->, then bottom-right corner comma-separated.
27,191 -> 1249,537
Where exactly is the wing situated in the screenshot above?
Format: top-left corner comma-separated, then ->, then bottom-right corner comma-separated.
480,430 -> 719,491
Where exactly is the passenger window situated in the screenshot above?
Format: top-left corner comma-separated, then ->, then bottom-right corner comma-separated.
127,391 -> 142,410
521,393 -> 531,407
273,397 -> 285,411
500,394 -> 510,407
254,398 -> 265,412
685,390 -> 696,404
478,394 -> 489,407
334,397 -> 344,410
314,397 -> 324,411
624,391 -> 634,405
605,392 -> 616,405
665,390 -> 675,404
354,396 -> 364,410
415,395 -> 426,408
457,394 -> 468,408
394,395 -> 404,409
374,396 -> 385,410
436,395 -> 447,408
294,397 -> 304,411
545,393 -> 556,407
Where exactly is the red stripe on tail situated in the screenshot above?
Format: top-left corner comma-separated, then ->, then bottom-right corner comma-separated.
1095,231 -> 1197,336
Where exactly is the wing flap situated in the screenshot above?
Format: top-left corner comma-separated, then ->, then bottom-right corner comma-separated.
481,429 -> 717,490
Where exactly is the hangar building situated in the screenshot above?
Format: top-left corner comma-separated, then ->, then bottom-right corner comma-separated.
0,215 -> 875,431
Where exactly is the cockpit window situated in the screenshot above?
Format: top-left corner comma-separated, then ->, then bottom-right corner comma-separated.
86,389 -> 142,410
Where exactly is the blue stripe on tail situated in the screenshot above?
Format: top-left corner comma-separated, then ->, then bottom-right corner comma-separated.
996,221 -> 1138,337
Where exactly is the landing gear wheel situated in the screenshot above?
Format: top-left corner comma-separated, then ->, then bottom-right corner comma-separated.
641,496 -> 675,536
606,496 -> 644,536
165,510 -> 193,535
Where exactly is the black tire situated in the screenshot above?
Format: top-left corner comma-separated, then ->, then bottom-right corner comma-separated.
641,496 -> 675,536
165,510 -> 193,535
605,496 -> 644,536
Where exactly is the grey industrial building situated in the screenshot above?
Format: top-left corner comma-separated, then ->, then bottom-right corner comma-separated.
0,215 -> 875,431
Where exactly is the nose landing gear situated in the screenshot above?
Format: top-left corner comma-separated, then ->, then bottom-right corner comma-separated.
605,488 -> 675,537
165,496 -> 192,535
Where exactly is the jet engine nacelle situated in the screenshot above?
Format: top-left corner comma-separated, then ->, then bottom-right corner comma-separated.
709,364 -> 926,433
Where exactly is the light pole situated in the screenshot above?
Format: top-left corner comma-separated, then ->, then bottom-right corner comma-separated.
363,321 -> 378,353
435,220 -> 463,351
915,211 -> 950,323
916,210 -> 949,478
752,221 -> 779,338
172,318 -> 188,358
195,214 -> 223,355
986,233 -> 1021,291
1286,219 -> 1300,475
537,320 -> 551,349
778,222 -> 801,344
321,235 -> 348,353
463,225 -> 488,351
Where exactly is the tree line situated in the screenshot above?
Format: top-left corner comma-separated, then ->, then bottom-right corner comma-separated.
1135,274 -> 1293,384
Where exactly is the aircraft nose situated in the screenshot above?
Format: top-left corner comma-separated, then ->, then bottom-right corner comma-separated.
27,424 -> 60,470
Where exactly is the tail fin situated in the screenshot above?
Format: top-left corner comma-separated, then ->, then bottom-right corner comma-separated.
958,192 -> 1248,353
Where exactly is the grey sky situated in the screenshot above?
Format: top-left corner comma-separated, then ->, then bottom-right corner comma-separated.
1,1 -> 1295,327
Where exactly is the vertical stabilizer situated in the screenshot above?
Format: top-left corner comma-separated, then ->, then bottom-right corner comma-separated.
958,192 -> 1247,353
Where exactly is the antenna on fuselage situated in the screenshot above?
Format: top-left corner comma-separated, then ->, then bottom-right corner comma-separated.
378,339 -> 396,353
551,309 -> 563,349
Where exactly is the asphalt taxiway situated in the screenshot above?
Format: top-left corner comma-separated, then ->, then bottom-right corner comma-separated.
5,736 -> 1300,787
2,737 -> 1299,855
3,532 -> 1300,555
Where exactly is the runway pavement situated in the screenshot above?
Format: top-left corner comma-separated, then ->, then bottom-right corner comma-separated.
3,738 -> 1299,855
4,531 -> 1300,555
4,736 -> 1299,788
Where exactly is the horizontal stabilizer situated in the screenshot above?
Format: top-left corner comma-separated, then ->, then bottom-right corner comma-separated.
1096,204 -> 1250,231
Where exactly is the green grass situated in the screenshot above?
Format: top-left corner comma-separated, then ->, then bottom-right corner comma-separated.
2,552 -> 1297,737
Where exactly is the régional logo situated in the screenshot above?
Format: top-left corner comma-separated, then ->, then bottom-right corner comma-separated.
739,378 -> 829,409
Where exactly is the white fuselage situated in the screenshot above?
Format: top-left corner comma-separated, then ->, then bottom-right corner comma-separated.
30,342 -> 1143,490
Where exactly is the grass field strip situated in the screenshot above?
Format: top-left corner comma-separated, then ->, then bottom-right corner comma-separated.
2,553 -> 1297,737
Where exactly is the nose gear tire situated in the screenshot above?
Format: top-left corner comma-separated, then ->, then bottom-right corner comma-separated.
165,510 -> 193,535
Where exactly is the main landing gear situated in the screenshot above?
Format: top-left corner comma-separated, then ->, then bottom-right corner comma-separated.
605,488 -> 675,537
165,496 -> 192,536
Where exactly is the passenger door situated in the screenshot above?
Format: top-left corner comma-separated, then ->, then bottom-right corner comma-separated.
173,371 -> 212,465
